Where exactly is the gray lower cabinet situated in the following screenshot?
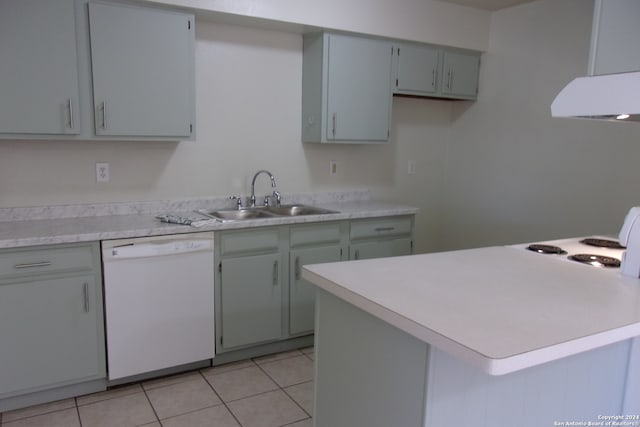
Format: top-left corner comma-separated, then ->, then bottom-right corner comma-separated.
0,243 -> 106,412
215,217 -> 413,353
393,42 -> 481,100
349,216 -> 414,260
289,223 -> 347,336
302,32 -> 394,144
0,0 -> 80,135
217,228 -> 286,351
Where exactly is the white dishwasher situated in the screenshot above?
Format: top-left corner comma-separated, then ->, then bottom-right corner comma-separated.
101,232 -> 215,381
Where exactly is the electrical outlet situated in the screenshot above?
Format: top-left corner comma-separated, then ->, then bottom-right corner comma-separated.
96,162 -> 110,183
408,160 -> 416,175
329,161 -> 338,176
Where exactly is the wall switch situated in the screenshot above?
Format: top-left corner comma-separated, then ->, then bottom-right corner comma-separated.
408,160 -> 416,175
96,162 -> 110,183
329,160 -> 338,176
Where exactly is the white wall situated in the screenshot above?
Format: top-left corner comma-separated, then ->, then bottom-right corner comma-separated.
441,0 -> 640,250
0,21 -> 452,253
142,0 -> 491,51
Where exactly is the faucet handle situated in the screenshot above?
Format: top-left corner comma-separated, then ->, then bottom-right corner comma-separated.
229,195 -> 243,210
272,190 -> 282,207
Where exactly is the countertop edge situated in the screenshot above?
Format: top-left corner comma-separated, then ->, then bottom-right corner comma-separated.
302,263 -> 640,376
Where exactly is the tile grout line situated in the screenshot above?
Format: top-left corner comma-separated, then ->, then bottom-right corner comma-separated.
253,355 -> 314,424
140,387 -> 162,426
197,369 -> 244,427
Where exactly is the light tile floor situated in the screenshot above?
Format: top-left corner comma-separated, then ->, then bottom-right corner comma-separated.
0,347 -> 314,427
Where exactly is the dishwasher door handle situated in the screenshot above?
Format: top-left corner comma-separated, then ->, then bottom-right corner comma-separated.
106,239 -> 213,259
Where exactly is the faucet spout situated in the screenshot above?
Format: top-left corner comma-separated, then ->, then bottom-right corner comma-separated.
250,170 -> 277,207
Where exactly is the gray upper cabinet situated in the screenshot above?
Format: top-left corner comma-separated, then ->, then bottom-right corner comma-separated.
0,0 -> 195,140
88,2 -> 195,138
0,0 -> 80,135
393,42 -> 480,100
302,32 -> 394,144
394,44 -> 440,96
441,50 -> 480,99
589,0 -> 640,75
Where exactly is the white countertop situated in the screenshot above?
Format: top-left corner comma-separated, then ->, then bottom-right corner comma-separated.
302,245 -> 640,375
0,196 -> 417,249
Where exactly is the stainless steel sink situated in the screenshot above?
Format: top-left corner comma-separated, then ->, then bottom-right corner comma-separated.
265,204 -> 338,216
196,204 -> 337,222
197,208 -> 275,222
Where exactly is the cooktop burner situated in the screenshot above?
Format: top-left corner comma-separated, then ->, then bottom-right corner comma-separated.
579,238 -> 625,249
568,254 -> 621,268
526,244 -> 567,255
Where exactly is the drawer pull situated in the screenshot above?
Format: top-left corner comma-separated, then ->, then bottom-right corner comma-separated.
14,261 -> 52,269
295,257 -> 301,280
374,227 -> 395,232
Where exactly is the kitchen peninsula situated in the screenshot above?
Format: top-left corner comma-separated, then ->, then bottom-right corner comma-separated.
303,246 -> 640,427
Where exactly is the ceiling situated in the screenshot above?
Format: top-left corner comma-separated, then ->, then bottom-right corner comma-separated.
436,0 -> 536,11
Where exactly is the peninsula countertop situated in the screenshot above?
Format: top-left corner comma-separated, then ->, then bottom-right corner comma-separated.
0,194 -> 418,249
302,245 -> 640,375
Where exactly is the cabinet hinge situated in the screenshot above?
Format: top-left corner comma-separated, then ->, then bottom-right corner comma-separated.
218,262 -> 222,273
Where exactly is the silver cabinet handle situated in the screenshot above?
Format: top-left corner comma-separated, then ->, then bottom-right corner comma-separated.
101,101 -> 107,129
354,249 -> 360,260
14,261 -> 51,269
273,260 -> 279,286
83,282 -> 90,312
68,98 -> 74,129
375,227 -> 395,232
295,257 -> 301,280
332,112 -> 336,138
432,69 -> 436,89
447,69 -> 453,90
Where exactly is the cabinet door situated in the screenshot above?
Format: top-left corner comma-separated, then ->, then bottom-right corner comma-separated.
0,0 -> 80,135
220,254 -> 282,349
326,34 -> 393,142
0,276 -> 103,396
395,44 -> 440,96
290,246 -> 343,336
590,0 -> 640,75
350,238 -> 413,260
441,51 -> 480,99
88,2 -> 194,137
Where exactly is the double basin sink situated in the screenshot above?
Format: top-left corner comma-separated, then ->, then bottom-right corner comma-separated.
197,204 -> 338,222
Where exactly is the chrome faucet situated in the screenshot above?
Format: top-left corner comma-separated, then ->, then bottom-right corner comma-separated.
250,170 -> 280,207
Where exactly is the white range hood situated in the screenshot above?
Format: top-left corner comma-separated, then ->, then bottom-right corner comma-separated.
550,71 -> 640,122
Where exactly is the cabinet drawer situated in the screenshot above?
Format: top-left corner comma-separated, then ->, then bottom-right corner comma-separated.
0,244 -> 95,280
290,222 -> 344,248
350,216 -> 413,240
220,228 -> 280,257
